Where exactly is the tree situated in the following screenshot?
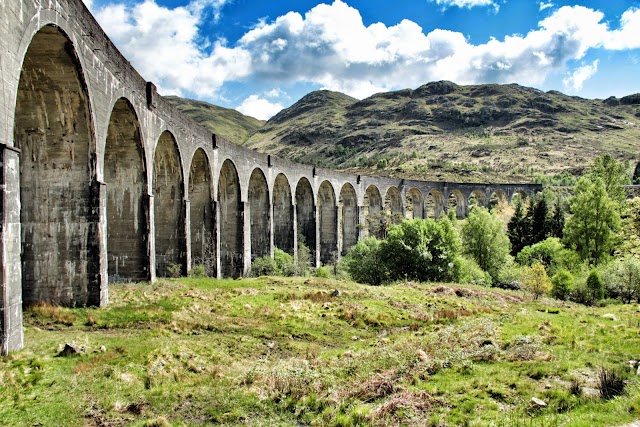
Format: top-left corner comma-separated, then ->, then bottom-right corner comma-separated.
380,217 -> 461,283
549,201 -> 565,239
633,162 -> 640,185
342,237 -> 387,286
603,257 -> 640,303
586,154 -> 629,204
516,237 -> 580,277
507,198 -> 528,256
461,207 -> 511,282
521,263 -> 552,299
551,269 -> 574,301
617,198 -> 640,258
563,177 -> 620,265
525,195 -> 550,245
585,269 -> 604,305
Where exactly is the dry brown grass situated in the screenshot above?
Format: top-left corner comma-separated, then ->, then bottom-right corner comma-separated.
28,302 -> 76,326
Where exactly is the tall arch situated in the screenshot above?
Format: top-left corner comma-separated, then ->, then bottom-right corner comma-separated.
318,181 -> 337,264
385,187 -> 403,216
105,98 -> 148,282
296,178 -> 316,265
426,189 -> 445,219
490,190 -> 508,210
364,185 -> 383,238
448,190 -> 466,218
406,188 -> 424,219
15,25 -> 99,306
339,183 -> 358,255
153,131 -> 185,277
273,174 -> 294,254
468,189 -> 487,210
189,148 -> 214,276
218,160 -> 243,277
248,168 -> 270,260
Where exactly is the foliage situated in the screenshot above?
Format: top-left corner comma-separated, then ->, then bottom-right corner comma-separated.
585,269 -> 605,306
633,162 -> 640,185
602,257 -> 640,303
507,198 -> 528,256
563,177 -> 621,265
597,367 -> 627,400
314,265 -> 331,278
551,269 -> 574,301
516,237 -> 580,277
461,207 -> 510,283
296,239 -> 312,276
520,263 -> 552,299
189,264 -> 206,278
617,198 -> 640,258
366,210 -> 404,239
251,256 -> 277,277
167,263 -> 182,278
457,256 -> 492,286
380,217 -> 461,283
508,193 -> 565,257
274,248 -> 295,277
586,154 -> 630,204
342,237 -> 388,286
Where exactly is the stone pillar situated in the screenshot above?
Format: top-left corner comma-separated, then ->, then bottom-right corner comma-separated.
184,199 -> 191,276
314,204 -> 320,268
145,194 -> 157,282
214,200 -> 222,279
337,202 -> 344,257
242,201 -> 251,276
357,205 -> 366,240
292,204 -> 298,265
88,180 -> 108,307
1,143 -> 24,354
269,199 -> 275,258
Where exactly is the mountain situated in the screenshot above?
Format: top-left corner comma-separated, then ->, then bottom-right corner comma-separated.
165,96 -> 264,144
242,82 -> 640,183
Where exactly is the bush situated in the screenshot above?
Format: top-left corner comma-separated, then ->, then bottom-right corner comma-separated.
551,269 -> 574,300
585,269 -> 605,305
342,237 -> 387,286
597,367 -> 626,400
516,237 -> 580,276
251,256 -> 277,277
167,263 -> 182,278
189,264 -> 206,278
314,265 -> 331,279
602,257 -> 640,303
520,262 -> 552,299
380,217 -> 461,283
274,248 -> 295,277
457,256 -> 492,286
296,239 -> 312,276
495,256 -> 522,289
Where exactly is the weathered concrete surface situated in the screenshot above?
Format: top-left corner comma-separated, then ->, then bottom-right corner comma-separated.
0,0 -> 541,353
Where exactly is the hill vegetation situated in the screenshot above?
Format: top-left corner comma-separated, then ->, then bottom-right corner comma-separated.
165,96 -> 264,144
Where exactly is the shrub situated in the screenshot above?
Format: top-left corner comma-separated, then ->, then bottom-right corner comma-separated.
585,269 -> 605,305
274,248 -> 295,277
602,257 -> 640,303
189,264 -> 206,278
461,207 -> 510,283
597,367 -> 626,400
457,256 -> 492,286
380,217 -> 461,283
251,256 -> 277,277
551,269 -> 574,300
167,263 -> 182,278
520,262 -> 552,299
516,237 -> 580,276
314,265 -> 331,278
342,237 -> 387,286
296,239 -> 312,276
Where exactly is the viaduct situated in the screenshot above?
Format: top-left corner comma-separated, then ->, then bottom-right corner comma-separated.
0,0 -> 541,354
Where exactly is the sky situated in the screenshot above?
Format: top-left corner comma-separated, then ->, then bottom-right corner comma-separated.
82,0 -> 640,120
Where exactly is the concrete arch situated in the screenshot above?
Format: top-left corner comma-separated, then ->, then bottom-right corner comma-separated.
426,189 -> 445,219
105,98 -> 149,283
296,177 -> 316,265
189,148 -> 215,276
448,189 -> 466,218
218,159 -> 243,277
406,188 -> 424,219
385,187 -> 404,216
15,24 -> 100,306
510,189 -> 528,205
468,189 -> 487,209
248,168 -> 271,260
490,189 -> 508,210
364,184 -> 384,238
339,183 -> 358,255
318,181 -> 338,264
273,173 -> 294,254
153,131 -> 186,277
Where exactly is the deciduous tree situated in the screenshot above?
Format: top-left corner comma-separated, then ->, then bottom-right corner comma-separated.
462,207 -> 510,282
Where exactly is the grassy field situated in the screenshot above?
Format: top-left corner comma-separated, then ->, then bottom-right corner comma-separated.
1,277 -> 639,426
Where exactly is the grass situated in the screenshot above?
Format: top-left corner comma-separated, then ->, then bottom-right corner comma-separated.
1,277 -> 639,426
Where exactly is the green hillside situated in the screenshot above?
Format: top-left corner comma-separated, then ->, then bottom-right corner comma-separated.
165,95 -> 264,144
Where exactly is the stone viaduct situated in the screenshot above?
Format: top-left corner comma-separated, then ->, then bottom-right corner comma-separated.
0,0 -> 541,353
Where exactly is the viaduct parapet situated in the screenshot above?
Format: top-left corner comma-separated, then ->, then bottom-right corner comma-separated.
0,0 -> 541,354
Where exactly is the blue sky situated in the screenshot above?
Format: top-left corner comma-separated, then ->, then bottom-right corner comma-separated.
84,0 -> 640,119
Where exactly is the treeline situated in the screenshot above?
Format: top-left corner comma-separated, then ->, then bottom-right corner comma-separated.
341,154 -> 640,306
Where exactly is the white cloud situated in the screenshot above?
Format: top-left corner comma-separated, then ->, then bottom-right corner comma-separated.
563,60 -> 599,92
236,95 -> 284,120
539,2 -> 554,11
430,0 -> 499,11
265,88 -> 284,98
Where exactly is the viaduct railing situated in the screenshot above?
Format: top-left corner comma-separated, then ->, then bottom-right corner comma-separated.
0,0 -> 541,353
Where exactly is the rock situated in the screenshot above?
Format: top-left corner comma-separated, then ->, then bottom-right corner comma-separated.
530,397 -> 547,408
58,343 -> 85,357
100,345 -> 107,352
602,313 -> 618,321
331,289 -> 341,297
637,365 -> 640,376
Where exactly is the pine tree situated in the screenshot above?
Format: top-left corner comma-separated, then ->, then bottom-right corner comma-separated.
507,198 -> 528,256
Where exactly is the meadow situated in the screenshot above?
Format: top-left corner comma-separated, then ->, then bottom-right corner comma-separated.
1,277 -> 639,426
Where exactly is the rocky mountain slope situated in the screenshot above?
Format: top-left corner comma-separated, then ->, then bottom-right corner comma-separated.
165,95 -> 264,144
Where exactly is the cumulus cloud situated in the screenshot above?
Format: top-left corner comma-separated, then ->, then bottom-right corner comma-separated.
539,1 -> 554,11
563,60 -> 599,91
236,95 -> 284,120
88,0 -> 640,102
430,0 -> 499,11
